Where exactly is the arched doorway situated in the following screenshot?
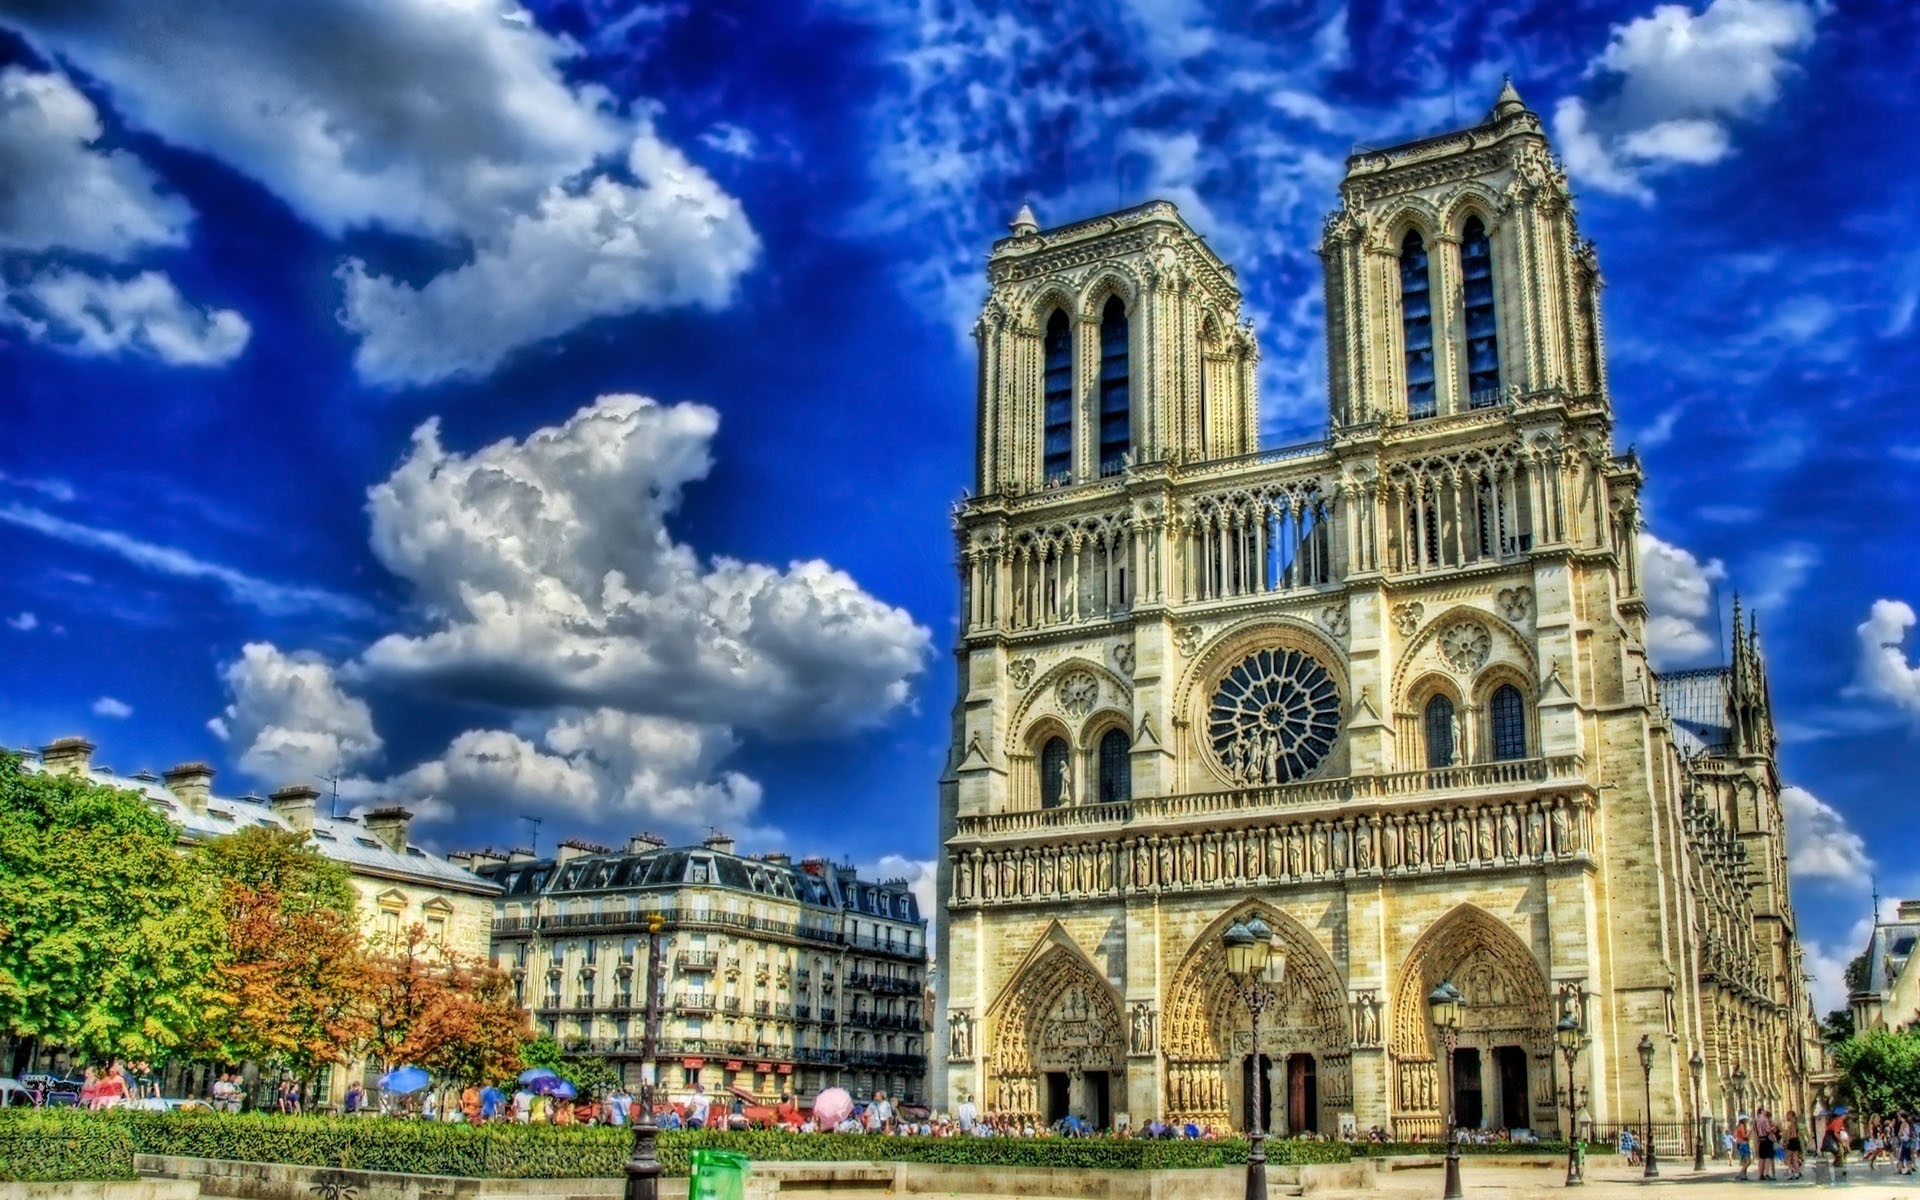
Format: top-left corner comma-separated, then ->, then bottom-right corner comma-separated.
1161,904 -> 1351,1135
985,933 -> 1126,1130
1389,905 -> 1554,1138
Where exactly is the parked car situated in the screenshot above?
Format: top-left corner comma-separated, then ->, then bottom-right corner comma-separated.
0,1078 -> 35,1107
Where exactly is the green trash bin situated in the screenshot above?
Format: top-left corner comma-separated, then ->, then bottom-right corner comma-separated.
690,1149 -> 751,1200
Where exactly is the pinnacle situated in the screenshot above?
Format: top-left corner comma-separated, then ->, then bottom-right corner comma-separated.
1489,75 -> 1528,121
1009,202 -> 1040,237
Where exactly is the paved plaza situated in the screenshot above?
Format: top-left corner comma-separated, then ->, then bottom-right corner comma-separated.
1368,1162 -> 1920,1198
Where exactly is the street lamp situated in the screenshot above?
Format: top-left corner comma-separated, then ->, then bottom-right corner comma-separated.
1555,1014 -> 1583,1187
1223,915 -> 1288,1200
1636,1034 -> 1658,1179
1689,1049 -> 1705,1172
623,1081 -> 660,1200
1428,981 -> 1466,1200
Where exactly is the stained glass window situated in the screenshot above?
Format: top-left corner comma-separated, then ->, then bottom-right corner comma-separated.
1462,217 -> 1501,407
1043,310 -> 1073,483
1098,297 -> 1131,477
1097,727 -> 1131,803
1490,684 -> 1527,761
1425,694 -> 1456,768
1401,231 -> 1436,419
1208,648 -> 1341,785
1039,736 -> 1071,808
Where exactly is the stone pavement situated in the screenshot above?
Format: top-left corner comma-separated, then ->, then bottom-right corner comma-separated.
1366,1161 -> 1920,1199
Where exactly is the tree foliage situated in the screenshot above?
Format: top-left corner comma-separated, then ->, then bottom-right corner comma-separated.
1845,948 -> 1871,996
1822,1007 -> 1856,1047
1834,1028 -> 1920,1114
518,1033 -> 619,1096
0,754 -> 225,1059
364,924 -> 527,1084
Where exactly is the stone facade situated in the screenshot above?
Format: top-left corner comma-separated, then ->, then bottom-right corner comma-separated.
935,84 -> 1820,1139
471,834 -> 929,1104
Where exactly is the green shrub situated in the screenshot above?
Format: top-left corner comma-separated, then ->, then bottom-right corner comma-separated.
0,1111 -> 137,1182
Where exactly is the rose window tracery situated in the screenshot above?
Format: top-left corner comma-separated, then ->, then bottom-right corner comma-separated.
1208,648 -> 1341,785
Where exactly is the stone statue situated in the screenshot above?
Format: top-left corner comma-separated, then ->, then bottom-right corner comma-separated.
1551,802 -> 1571,854
1055,754 -> 1074,807
949,1011 -> 973,1058
1130,1004 -> 1156,1054
1526,806 -> 1546,857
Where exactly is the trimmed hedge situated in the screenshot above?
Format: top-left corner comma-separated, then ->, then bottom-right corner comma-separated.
0,1112 -> 137,1182
0,1111 -> 1353,1180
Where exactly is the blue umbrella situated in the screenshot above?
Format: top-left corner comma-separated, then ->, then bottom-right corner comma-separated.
529,1074 -> 566,1095
552,1080 -> 577,1100
380,1066 -> 430,1095
480,1086 -> 505,1117
518,1067 -> 559,1085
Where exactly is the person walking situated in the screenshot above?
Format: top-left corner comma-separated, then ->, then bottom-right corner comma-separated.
688,1081 -> 711,1130
1755,1108 -> 1777,1181
1824,1109 -> 1850,1182
1733,1114 -> 1752,1180
1784,1110 -> 1805,1180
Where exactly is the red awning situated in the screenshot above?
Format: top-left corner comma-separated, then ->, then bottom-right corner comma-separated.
725,1060 -> 744,1070
756,1062 -> 774,1073
681,1058 -> 705,1068
777,1064 -> 793,1074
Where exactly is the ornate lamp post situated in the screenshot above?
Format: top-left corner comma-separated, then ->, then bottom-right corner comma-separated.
1223,915 -> 1288,1200
624,1081 -> 660,1200
1636,1034 -> 1658,1179
1555,1014 -> 1583,1187
1428,981 -> 1466,1200
1689,1049 -> 1705,1172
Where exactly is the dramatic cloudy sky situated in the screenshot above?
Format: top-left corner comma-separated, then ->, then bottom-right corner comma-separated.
1,0 -> 1914,1007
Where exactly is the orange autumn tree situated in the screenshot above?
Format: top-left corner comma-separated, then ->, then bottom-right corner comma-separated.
200,827 -> 374,1087
365,923 -> 526,1086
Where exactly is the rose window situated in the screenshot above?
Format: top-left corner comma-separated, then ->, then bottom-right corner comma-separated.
1207,648 -> 1341,785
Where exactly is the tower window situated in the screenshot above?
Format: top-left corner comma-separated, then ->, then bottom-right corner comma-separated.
1043,311 -> 1073,484
1098,297 -> 1131,477
1039,736 -> 1071,808
1424,694 -> 1456,769
1401,231 -> 1436,420
1097,727 -> 1131,804
1462,217 -> 1501,407
1490,685 -> 1527,761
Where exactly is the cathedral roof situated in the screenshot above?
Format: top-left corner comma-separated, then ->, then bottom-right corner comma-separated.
1656,667 -> 1734,757
1489,76 -> 1529,122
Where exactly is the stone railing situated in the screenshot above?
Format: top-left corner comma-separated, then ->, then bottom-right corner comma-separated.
954,756 -> 1583,839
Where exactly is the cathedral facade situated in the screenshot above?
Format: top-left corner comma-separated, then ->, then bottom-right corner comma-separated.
934,84 -> 1821,1141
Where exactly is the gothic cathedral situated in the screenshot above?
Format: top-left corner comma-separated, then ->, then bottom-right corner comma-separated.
935,83 -> 1822,1139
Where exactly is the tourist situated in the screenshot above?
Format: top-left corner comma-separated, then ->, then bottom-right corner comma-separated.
1898,1113 -> 1916,1176
1783,1110 -> 1804,1180
1732,1115 -> 1750,1179
688,1082 -> 711,1130
956,1091 -> 978,1133
608,1086 -> 631,1127
344,1081 -> 365,1117
873,1090 -> 895,1134
511,1086 -> 533,1123
1823,1109 -> 1849,1181
1755,1108 -> 1776,1181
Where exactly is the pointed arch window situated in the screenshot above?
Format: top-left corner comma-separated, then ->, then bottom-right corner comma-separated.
1462,217 -> 1501,407
1097,727 -> 1131,804
1043,310 -> 1073,484
1424,694 -> 1456,769
1490,684 -> 1527,761
1039,736 -> 1071,808
1401,231 -> 1437,419
1098,296 -> 1131,477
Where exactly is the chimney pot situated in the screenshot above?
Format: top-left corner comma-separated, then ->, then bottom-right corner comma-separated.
163,761 -> 217,816
268,784 -> 322,833
362,806 -> 414,854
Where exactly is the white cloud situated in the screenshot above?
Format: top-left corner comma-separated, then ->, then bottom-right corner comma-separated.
1780,785 -> 1869,881
1803,917 -> 1872,1015
2,269 -> 250,366
90,695 -> 132,719
4,0 -> 757,386
338,131 -> 756,386
700,123 -> 758,159
1852,599 -> 1920,717
0,66 -> 190,258
358,394 -> 931,735
1554,0 -> 1818,199
0,503 -> 364,618
868,853 -> 938,948
211,642 -> 383,783
6,611 -> 36,632
1639,531 -> 1727,666
1744,541 -> 1818,616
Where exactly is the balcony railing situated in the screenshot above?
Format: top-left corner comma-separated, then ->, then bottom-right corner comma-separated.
722,997 -> 742,1014
677,951 -> 718,970
675,994 -> 715,1015
954,755 -> 1585,839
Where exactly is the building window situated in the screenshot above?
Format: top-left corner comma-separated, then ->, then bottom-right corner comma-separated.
1097,727 -> 1131,804
1462,217 -> 1501,407
1039,736 -> 1071,808
1490,684 -> 1527,761
1098,296 -> 1130,477
1401,230 -> 1436,419
1043,310 -> 1073,483
1424,694 -> 1456,769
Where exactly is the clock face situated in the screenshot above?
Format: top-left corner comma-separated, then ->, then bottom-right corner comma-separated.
1208,648 -> 1340,786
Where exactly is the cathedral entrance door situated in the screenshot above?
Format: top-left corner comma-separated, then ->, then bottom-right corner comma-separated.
1452,1048 -> 1483,1130
1495,1046 -> 1529,1131
1286,1054 -> 1318,1133
1086,1071 -> 1111,1130
1044,1072 -> 1070,1126
1241,1054 -> 1273,1133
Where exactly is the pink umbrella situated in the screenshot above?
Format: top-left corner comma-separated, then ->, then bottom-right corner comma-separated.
811,1087 -> 853,1128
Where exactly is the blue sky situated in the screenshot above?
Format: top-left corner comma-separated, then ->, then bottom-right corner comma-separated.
1,0 -> 1915,1010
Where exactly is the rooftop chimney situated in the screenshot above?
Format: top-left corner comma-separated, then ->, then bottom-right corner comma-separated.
703,831 -> 736,856
268,784 -> 321,833
1898,900 -> 1920,923
627,832 -> 668,855
763,852 -> 792,867
457,848 -> 510,870
363,806 -> 414,854
508,847 -> 537,864
39,737 -> 95,777
163,761 -> 216,816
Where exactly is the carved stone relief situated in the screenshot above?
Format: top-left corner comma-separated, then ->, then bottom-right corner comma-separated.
1111,642 -> 1136,677
1319,604 -> 1350,639
1128,1002 -> 1157,1054
1392,602 -> 1424,639
1497,587 -> 1533,622
1056,670 -> 1099,717
1438,620 -> 1492,671
1173,624 -> 1204,657
1009,657 -> 1036,689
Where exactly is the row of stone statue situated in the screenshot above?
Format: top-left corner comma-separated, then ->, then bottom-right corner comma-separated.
952,794 -> 1594,904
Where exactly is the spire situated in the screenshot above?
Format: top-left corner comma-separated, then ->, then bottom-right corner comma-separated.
1488,75 -> 1529,122
1009,202 -> 1040,238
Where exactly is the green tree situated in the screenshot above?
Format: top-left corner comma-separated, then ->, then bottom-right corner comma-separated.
1822,1007 -> 1856,1047
519,1032 -> 620,1097
1844,948 -> 1871,996
1834,1028 -> 1920,1115
0,753 -> 225,1060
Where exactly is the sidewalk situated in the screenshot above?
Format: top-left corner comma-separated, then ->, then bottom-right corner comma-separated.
1368,1161 -> 1920,1198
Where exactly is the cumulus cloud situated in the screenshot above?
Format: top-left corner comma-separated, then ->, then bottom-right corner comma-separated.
1780,785 -> 1870,881
1639,531 -> 1727,667
2,269 -> 250,366
90,695 -> 132,719
210,643 -> 383,783
1803,917 -> 1873,1014
359,394 -> 931,735
6,611 -> 36,632
2,0 -> 757,386
1853,599 -> 1920,717
1554,0 -> 1818,201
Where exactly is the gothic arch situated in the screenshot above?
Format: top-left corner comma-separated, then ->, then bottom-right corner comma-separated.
1437,184 -> 1506,238
1077,706 -> 1132,749
1370,197 -> 1443,253
1173,617 -> 1350,789
1388,903 -> 1553,1135
984,925 -> 1126,1118
1079,268 -> 1142,322
1006,658 -> 1134,754
1023,281 -> 1080,329
1161,903 -> 1352,1132
1390,603 -> 1537,705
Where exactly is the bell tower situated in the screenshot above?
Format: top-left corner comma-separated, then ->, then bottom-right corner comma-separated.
971,200 -> 1259,497
1319,80 -> 1610,430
